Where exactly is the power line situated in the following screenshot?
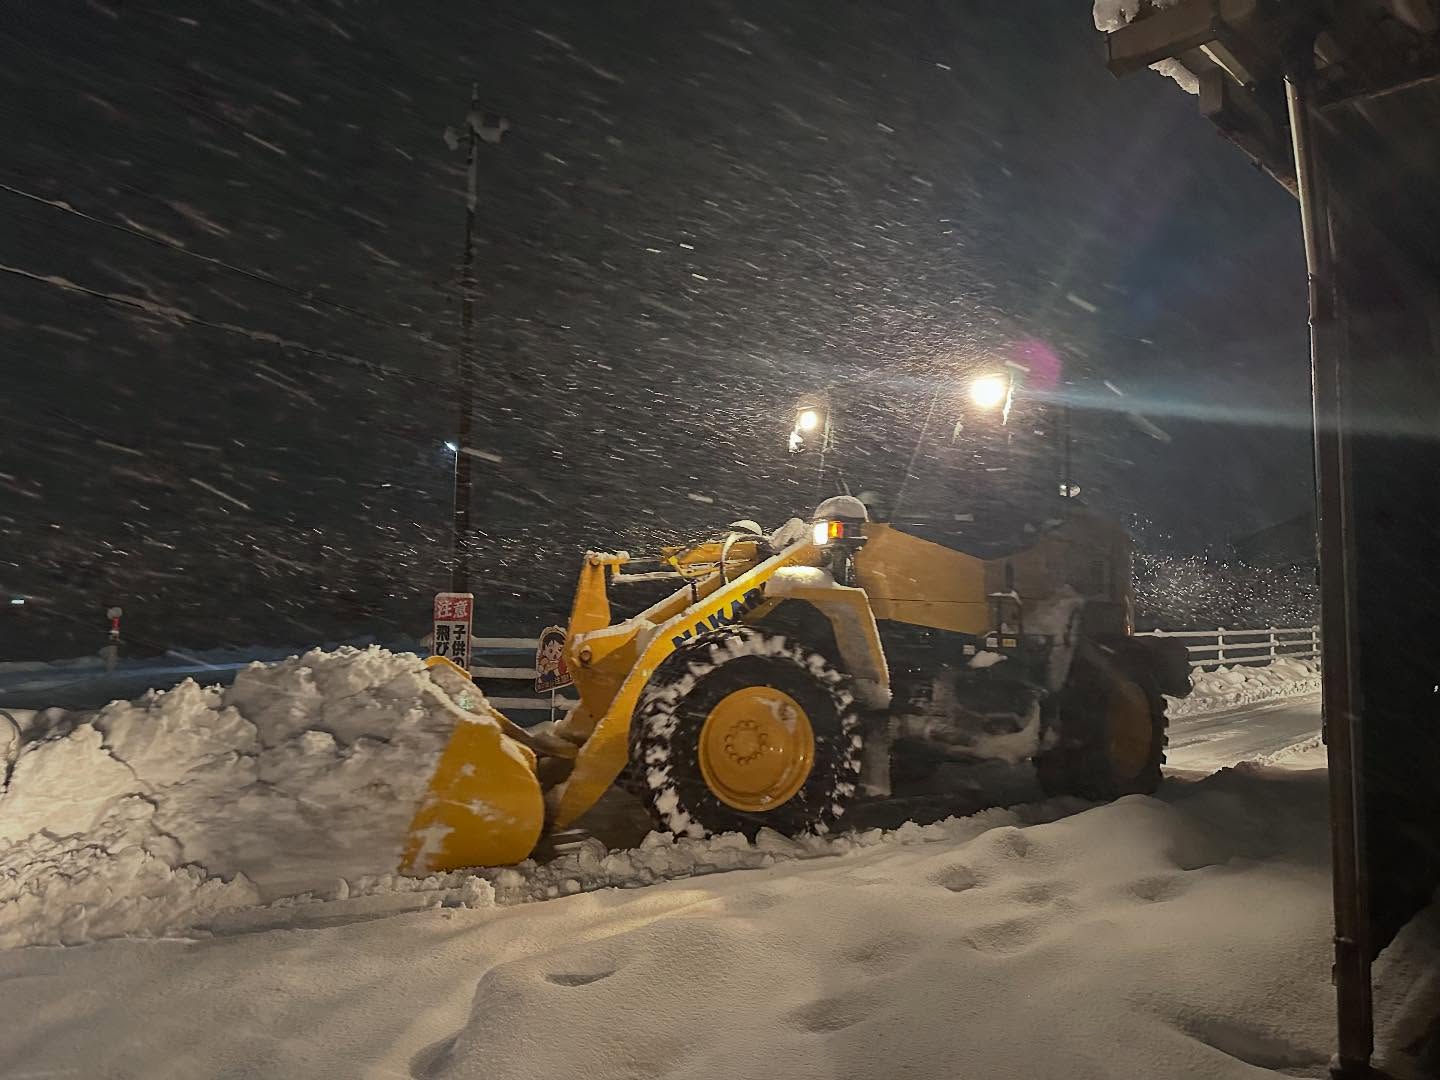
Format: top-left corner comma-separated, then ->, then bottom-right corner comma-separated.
0,176 -> 455,355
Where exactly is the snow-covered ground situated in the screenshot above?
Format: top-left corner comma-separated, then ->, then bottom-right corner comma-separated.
1167,696 -> 1322,776
8,646 -> 1433,1078
4,756 -> 1434,1078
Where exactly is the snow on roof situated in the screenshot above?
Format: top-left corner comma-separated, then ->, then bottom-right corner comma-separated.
1092,0 -> 1199,93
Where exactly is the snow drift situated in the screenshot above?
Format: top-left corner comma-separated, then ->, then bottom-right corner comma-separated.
1169,657 -> 1321,718
0,647 -> 453,947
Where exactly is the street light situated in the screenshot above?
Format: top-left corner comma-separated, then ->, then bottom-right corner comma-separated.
789,401 -> 830,454
444,441 -> 459,453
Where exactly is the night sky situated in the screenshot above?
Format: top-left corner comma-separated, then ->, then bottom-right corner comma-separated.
1,0 -> 1312,659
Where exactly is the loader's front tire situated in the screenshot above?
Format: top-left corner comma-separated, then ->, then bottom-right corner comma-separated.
632,628 -> 862,840
1035,650 -> 1167,801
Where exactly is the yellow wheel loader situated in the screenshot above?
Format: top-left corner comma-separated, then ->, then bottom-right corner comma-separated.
401,374 -> 1193,873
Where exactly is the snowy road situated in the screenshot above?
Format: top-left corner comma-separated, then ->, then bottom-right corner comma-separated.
1166,695 -> 1322,775
558,694 -> 1328,856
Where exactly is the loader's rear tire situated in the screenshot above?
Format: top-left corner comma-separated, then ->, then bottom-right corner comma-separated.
1035,652 -> 1167,801
631,627 -> 862,840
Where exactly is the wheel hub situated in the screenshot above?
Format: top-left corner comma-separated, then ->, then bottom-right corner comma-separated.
723,718 -> 770,764
698,686 -> 815,812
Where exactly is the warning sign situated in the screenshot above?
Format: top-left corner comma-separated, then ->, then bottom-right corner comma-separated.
534,624 -> 573,693
432,592 -> 475,672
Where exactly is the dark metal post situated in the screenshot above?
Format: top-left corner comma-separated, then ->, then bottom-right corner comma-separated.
1061,403 -> 1073,501
451,85 -> 479,593
816,406 -> 837,500
1284,53 -> 1374,1078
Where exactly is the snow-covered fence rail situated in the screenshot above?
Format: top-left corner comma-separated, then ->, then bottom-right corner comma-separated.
470,636 -> 577,719
473,627 -> 1322,721
1134,626 -> 1320,670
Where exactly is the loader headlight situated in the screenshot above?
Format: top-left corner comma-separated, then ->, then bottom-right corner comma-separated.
812,520 -> 863,546
969,374 -> 1009,410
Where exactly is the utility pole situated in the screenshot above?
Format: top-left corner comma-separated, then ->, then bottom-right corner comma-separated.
448,88 -> 508,593
1061,403 -> 1073,502
450,85 -> 480,594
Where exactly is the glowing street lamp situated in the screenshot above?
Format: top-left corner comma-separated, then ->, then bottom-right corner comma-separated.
789,401 -> 830,454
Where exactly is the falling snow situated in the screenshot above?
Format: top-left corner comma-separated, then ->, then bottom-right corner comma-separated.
3,2 -> 1310,670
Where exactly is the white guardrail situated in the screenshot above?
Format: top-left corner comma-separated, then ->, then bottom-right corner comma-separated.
470,637 -> 576,718
1134,626 -> 1321,669
477,626 -> 1322,713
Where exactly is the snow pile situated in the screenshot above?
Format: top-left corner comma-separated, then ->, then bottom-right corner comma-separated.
1,763 -> 1368,1080
0,709 -> 18,772
2,639 -> 1075,948
1254,733 -> 1325,767
1,636 -> 1330,950
1170,656 -> 1321,718
0,646 -> 452,947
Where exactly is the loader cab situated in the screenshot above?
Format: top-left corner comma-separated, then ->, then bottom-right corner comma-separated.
791,376 -> 1133,642
789,372 -> 1077,561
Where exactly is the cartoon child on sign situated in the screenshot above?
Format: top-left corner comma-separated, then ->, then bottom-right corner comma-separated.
534,625 -> 573,693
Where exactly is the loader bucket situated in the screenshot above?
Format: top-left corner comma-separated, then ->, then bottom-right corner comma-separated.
399,658 -> 546,874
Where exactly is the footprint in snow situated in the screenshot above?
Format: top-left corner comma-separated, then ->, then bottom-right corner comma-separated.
786,989 -> 883,1033
543,968 -> 616,987
987,827 -> 1035,860
1178,1014 -> 1328,1071
958,914 -> 1045,955
1126,874 -> 1189,903
841,932 -> 922,975
930,864 -> 979,893
1008,879 -> 1076,906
